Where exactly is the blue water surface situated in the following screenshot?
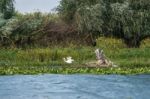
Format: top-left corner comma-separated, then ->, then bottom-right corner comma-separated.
0,74 -> 150,99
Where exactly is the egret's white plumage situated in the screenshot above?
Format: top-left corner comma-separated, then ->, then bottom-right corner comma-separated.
63,56 -> 74,64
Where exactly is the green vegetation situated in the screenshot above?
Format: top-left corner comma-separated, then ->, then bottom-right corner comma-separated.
0,0 -> 149,48
0,37 -> 149,75
58,0 -> 150,47
0,0 -> 150,75
0,0 -> 14,19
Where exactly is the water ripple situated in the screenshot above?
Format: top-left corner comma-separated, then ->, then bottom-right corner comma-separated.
0,74 -> 150,99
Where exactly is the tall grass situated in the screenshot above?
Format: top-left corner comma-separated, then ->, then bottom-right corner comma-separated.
0,37 -> 149,67
0,37 -> 149,75
0,46 -> 95,67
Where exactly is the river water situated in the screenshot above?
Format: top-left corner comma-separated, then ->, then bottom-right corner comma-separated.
0,74 -> 150,99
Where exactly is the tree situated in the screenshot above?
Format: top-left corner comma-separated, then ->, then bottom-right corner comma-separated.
0,0 -> 14,19
58,0 -> 104,45
110,0 -> 150,47
57,0 -> 77,24
0,12 -> 54,47
58,0 -> 150,47
57,0 -> 103,22
75,3 -> 104,40
0,13 -> 6,27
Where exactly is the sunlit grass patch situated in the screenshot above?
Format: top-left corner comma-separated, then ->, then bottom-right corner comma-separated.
96,37 -> 126,50
140,38 -> 150,48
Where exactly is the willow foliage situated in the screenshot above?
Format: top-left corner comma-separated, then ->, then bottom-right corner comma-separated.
110,0 -> 150,47
57,0 -> 103,23
0,13 -> 6,27
58,0 -> 150,47
0,12 -> 54,47
0,0 -> 14,19
76,4 -> 104,34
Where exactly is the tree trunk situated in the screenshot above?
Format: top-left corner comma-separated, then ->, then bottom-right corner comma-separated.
124,37 -> 141,48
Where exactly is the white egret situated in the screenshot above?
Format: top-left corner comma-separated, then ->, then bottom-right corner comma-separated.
63,56 -> 74,64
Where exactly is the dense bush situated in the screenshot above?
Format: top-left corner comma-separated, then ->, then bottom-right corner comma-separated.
0,0 -> 149,48
0,13 -> 6,27
58,0 -> 150,48
109,0 -> 150,47
75,3 -> 104,36
0,0 -> 14,19
57,0 -> 105,45
0,12 -> 58,47
0,12 -> 89,47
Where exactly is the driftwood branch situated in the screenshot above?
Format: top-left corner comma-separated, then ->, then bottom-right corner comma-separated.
85,48 -> 117,67
95,49 -> 115,67
95,49 -> 107,65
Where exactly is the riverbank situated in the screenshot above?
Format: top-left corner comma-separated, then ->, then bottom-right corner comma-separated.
0,37 -> 150,75
0,48 -> 150,75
